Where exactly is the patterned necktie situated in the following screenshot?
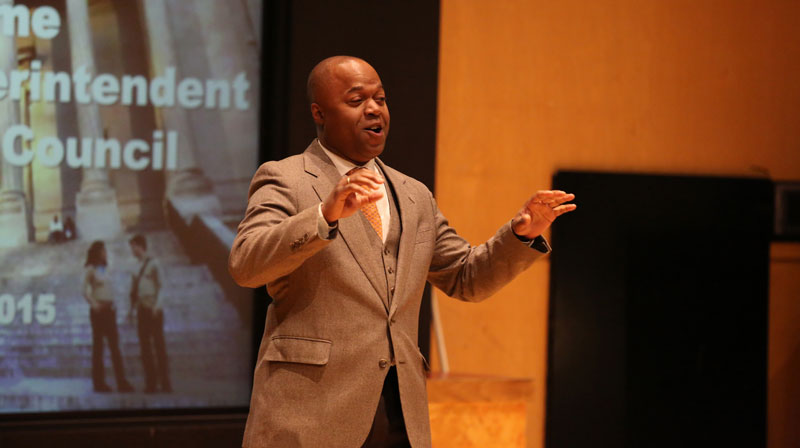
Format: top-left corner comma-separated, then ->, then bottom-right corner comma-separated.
362,200 -> 383,240
347,167 -> 383,240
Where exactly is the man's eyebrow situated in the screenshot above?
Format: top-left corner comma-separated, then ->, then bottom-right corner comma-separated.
345,84 -> 384,94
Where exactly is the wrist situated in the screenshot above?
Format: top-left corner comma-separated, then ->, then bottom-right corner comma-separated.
513,229 -> 538,243
512,225 -> 544,242
320,203 -> 338,225
511,223 -> 537,242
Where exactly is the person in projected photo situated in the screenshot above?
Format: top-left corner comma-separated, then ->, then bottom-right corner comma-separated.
48,214 -> 65,243
82,241 -> 134,393
229,56 -> 576,448
129,234 -> 172,394
64,215 -> 76,240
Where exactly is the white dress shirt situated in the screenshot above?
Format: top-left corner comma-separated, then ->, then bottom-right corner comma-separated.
316,140 -> 390,244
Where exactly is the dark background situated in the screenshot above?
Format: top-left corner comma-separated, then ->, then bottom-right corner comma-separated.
0,1 -> 441,446
546,172 -> 772,448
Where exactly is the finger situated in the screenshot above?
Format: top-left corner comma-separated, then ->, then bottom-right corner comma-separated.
348,169 -> 385,184
526,197 -> 556,213
359,189 -> 385,204
350,190 -> 367,203
341,169 -> 383,186
356,190 -> 384,206
344,170 -> 384,190
349,177 -> 384,190
551,193 -> 576,206
553,204 -> 577,216
527,190 -> 555,206
340,184 -> 373,201
367,189 -> 384,201
544,190 -> 571,204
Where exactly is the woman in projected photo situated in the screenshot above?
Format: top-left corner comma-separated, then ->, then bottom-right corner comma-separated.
82,241 -> 134,393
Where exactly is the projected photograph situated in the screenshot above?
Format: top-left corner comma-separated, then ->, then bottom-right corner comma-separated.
0,0 -> 260,413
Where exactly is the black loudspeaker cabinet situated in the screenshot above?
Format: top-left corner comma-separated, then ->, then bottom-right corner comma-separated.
774,182 -> 800,240
546,171 -> 772,448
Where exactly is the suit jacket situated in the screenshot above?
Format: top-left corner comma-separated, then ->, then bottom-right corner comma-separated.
229,140 -> 547,448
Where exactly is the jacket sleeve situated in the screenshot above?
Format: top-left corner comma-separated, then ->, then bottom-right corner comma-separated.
229,162 -> 333,288
426,193 -> 549,302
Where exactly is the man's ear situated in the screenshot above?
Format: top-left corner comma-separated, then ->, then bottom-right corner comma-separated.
311,103 -> 324,126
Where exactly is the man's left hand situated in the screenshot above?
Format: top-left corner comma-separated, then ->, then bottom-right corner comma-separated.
512,190 -> 577,239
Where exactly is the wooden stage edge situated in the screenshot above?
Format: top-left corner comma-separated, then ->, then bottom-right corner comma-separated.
426,374 -> 534,448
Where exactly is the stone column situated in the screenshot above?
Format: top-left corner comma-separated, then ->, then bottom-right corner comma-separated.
67,0 -> 122,240
174,0 -> 259,214
141,0 -> 221,221
0,0 -> 29,248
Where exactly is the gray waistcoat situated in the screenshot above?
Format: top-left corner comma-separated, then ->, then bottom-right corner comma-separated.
359,170 -> 402,308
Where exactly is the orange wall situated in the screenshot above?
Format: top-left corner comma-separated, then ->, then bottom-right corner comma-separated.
434,1 -> 800,447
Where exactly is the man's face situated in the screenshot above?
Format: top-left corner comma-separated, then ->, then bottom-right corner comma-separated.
312,60 -> 390,163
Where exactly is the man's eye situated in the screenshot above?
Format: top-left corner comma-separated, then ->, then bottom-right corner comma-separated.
349,98 -> 363,105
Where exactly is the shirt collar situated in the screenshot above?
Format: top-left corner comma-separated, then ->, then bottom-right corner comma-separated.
317,139 -> 379,176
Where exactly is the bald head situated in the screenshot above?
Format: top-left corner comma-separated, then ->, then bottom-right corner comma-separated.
307,56 -> 390,163
307,56 -> 373,104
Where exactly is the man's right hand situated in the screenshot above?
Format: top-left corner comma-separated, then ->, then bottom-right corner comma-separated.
321,168 -> 384,224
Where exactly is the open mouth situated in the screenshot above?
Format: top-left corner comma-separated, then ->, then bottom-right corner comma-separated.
364,126 -> 383,135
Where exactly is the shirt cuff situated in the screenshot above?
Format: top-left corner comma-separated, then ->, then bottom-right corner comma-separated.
512,226 -> 552,253
317,203 -> 338,240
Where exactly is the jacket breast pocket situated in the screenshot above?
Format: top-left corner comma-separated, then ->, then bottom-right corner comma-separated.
265,336 -> 332,366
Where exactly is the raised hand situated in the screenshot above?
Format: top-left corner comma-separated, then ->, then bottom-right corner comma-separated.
321,168 -> 384,224
511,190 -> 577,239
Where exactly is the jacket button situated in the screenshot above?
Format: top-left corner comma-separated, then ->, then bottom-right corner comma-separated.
387,267 -> 394,274
384,248 -> 390,255
379,359 -> 389,369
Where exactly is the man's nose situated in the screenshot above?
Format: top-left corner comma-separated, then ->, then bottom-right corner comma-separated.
364,98 -> 381,116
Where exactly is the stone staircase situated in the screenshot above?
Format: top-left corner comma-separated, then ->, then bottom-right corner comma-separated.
0,231 -> 252,412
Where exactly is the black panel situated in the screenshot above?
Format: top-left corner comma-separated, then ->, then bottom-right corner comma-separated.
0,414 -> 247,448
774,182 -> 800,240
546,172 -> 771,448
284,0 -> 440,192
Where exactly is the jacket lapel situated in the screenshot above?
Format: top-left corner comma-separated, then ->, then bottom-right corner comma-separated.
376,159 -> 417,320
304,142 -> 389,309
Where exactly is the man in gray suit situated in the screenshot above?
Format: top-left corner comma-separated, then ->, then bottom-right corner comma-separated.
229,56 -> 576,448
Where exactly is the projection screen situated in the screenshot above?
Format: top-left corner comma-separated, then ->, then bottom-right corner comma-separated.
0,0 -> 260,413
